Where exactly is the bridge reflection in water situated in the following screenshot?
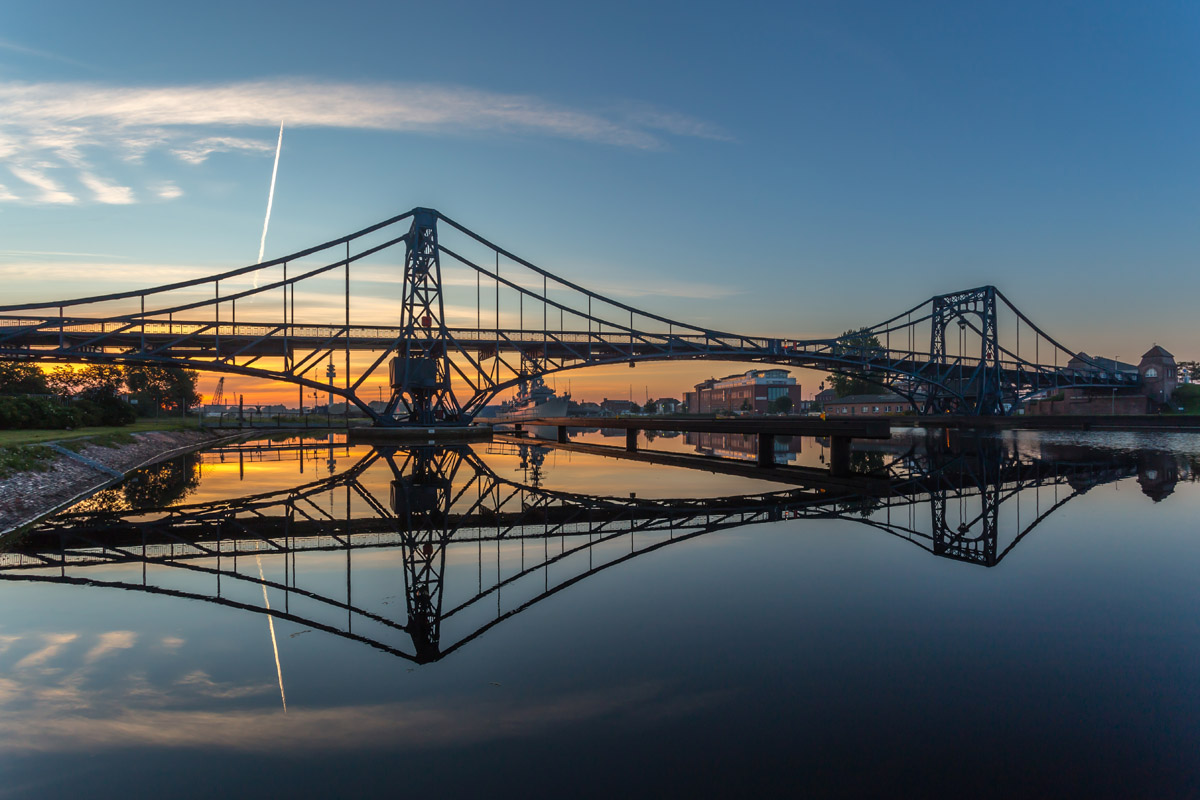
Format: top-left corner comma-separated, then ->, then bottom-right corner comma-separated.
0,436 -> 1183,665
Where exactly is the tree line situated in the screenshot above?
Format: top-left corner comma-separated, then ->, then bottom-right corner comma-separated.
0,362 -> 201,430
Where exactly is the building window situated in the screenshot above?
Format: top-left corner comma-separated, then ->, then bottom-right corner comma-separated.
862,406 -> 869,413
873,406 -> 879,412
1145,367 -> 1158,378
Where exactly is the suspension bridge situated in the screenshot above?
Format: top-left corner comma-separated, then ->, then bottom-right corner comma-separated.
1,439 -> 1141,663
0,208 -> 1136,424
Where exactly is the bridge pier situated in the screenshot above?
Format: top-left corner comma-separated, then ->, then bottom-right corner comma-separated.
626,429 -> 638,452
829,437 -> 851,477
557,425 -> 568,444
757,433 -> 775,468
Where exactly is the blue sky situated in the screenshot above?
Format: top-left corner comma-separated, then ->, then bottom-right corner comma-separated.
1,0 -> 1196,399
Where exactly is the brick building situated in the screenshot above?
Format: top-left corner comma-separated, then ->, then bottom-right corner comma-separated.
684,369 -> 802,414
824,393 -> 911,417
1027,346 -> 1179,415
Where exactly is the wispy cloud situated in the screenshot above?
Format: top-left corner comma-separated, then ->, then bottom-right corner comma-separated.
0,38 -> 94,70
172,136 -> 276,165
79,172 -> 134,204
0,250 -> 127,259
154,181 -> 183,200
9,166 -> 76,204
14,633 -> 78,670
0,78 -> 728,205
83,631 -> 136,664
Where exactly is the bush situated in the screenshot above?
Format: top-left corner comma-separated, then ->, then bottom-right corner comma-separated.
0,396 -> 78,429
73,394 -> 137,427
0,392 -> 135,430
1171,384 -> 1200,414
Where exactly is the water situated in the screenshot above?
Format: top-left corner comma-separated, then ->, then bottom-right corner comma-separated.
0,430 -> 1197,798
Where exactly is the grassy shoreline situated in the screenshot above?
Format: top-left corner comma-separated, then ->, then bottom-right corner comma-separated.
0,418 -> 199,447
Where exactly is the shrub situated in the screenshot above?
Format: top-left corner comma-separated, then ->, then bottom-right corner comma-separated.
0,396 -> 78,429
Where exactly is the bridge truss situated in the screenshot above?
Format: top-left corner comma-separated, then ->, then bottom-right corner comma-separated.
0,208 -> 1135,422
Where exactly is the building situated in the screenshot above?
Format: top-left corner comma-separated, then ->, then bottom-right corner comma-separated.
1028,346 -> 1179,415
824,393 -> 911,417
684,369 -> 801,414
600,398 -> 637,415
685,431 -> 803,463
813,388 -> 839,409
569,400 -> 603,416
652,398 -> 682,414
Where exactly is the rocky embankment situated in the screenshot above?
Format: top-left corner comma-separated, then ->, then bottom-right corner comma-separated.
0,430 -> 224,534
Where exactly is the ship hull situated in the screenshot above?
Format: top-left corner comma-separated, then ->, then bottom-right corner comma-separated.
494,395 -> 569,422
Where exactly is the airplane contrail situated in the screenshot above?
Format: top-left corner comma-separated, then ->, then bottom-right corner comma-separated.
254,121 -> 284,286
255,544 -> 288,714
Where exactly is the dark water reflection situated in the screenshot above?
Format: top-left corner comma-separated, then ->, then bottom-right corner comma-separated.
0,431 -> 1198,798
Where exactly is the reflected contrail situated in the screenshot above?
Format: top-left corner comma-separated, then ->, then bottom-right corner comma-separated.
254,121 -> 284,287
255,545 -> 287,714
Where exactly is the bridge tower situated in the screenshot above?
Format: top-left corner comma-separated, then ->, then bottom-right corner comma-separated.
923,286 -> 1005,415
384,209 -> 464,425
385,446 -> 458,662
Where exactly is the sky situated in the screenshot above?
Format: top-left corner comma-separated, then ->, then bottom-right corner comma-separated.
1,0 -> 1197,404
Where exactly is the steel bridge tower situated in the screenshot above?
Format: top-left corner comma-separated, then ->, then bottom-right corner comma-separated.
924,286 -> 1004,415
383,210 -> 464,425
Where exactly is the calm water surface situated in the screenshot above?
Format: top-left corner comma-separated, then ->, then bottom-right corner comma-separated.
0,429 -> 1197,798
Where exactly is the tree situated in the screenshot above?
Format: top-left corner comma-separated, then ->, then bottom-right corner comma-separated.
1178,360 -> 1199,381
644,399 -> 659,414
0,363 -> 49,395
828,328 -> 884,398
45,365 -> 81,397
769,396 -> 794,414
125,364 -> 201,415
75,365 -> 125,395
740,399 -> 753,412
69,365 -> 134,426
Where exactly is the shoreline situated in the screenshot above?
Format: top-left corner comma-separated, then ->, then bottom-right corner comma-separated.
0,429 -> 249,536
890,414 -> 1200,432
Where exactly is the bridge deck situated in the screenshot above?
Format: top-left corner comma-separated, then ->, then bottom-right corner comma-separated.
493,433 -> 892,492
513,416 -> 893,439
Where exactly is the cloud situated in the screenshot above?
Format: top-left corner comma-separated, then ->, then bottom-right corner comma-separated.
79,172 -> 135,204
83,631 -> 136,663
0,675 -> 714,754
14,633 -> 78,670
0,78 -> 727,205
0,37 -> 94,70
0,183 -> 17,202
0,80 -> 706,148
9,166 -> 76,204
0,250 -> 126,259
0,259 -> 213,283
154,182 -> 183,200
172,136 -> 276,165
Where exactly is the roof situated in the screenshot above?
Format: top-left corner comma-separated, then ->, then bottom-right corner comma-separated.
1142,345 -> 1174,360
1072,353 -> 1137,372
828,393 -> 908,404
